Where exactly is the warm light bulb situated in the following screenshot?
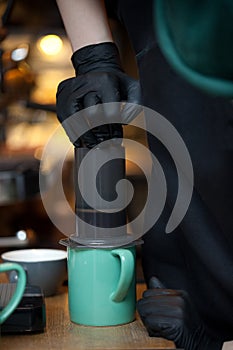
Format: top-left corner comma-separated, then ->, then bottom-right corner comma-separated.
38,34 -> 63,56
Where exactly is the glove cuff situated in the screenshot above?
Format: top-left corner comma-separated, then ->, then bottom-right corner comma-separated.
71,42 -> 122,75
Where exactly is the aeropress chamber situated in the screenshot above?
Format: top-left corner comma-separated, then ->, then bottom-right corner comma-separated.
69,142 -> 135,248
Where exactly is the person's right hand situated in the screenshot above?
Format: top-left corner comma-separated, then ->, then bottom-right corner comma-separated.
56,42 -> 141,148
137,277 -> 223,350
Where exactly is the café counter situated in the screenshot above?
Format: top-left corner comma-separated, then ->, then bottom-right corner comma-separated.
1,283 -> 176,350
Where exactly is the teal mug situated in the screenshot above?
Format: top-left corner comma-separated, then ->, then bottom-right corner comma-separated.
0,263 -> 26,324
67,246 -> 136,326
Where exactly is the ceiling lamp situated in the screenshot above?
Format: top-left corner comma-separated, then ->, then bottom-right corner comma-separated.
37,34 -> 63,56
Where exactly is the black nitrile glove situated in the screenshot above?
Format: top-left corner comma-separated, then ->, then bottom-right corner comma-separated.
56,42 -> 141,147
137,277 -> 223,350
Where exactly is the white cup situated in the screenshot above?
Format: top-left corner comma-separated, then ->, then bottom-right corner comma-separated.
1,249 -> 67,296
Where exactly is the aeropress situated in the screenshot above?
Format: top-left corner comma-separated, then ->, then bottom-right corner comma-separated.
61,141 -> 142,326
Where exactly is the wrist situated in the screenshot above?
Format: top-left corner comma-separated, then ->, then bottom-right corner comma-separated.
71,42 -> 122,75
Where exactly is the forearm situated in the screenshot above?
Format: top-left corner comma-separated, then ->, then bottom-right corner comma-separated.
56,0 -> 113,52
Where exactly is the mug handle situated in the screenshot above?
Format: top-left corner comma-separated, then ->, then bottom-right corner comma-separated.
0,263 -> 26,324
110,249 -> 135,302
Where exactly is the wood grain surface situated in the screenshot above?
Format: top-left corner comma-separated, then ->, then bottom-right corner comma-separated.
0,283 -> 176,350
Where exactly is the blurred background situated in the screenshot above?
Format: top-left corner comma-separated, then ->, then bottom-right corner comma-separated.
0,0 -> 147,280
0,0 -> 73,252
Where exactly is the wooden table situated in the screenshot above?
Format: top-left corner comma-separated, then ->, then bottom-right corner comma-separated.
0,283 -> 176,350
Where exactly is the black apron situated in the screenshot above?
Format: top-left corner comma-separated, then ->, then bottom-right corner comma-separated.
105,0 -> 233,340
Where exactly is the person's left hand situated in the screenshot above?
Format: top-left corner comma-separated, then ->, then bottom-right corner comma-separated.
137,276 -> 223,350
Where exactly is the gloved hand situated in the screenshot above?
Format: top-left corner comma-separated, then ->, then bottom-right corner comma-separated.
137,277 -> 223,350
56,42 -> 141,147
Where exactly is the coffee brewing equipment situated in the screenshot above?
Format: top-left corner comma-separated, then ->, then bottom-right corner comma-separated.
61,140 -> 142,249
73,143 -> 133,247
